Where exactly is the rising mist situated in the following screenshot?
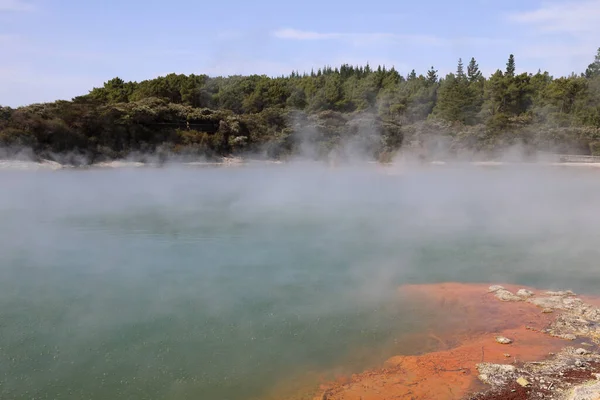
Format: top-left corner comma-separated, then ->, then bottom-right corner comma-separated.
1,163 -> 600,400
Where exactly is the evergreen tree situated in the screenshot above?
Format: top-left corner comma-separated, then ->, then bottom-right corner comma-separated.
483,70 -> 509,116
467,57 -> 482,83
434,69 -> 477,124
585,48 -> 600,79
506,54 -> 516,77
456,58 -> 466,80
426,66 -> 438,85
408,69 -> 417,81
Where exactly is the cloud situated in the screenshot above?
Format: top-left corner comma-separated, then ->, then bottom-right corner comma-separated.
272,28 -> 445,46
506,0 -> 599,72
273,28 -> 343,41
0,34 -> 16,44
507,0 -> 600,36
517,43 -> 593,59
272,28 -> 505,48
0,34 -> 26,52
215,30 -> 244,40
0,0 -> 35,12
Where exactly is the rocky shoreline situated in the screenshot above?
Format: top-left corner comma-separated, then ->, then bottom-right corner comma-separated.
468,286 -> 600,400
313,284 -> 600,400
469,347 -> 600,399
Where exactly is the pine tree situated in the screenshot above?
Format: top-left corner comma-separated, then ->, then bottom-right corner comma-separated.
466,58 -> 485,122
585,48 -> 600,79
467,57 -> 482,83
456,58 -> 465,80
433,74 -> 465,123
483,70 -> 508,116
408,69 -> 417,81
426,66 -> 438,85
506,54 -> 516,77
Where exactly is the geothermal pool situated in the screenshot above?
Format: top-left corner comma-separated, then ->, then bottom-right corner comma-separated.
1,164 -> 600,400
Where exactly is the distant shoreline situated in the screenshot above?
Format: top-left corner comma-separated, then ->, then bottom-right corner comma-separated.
4,156 -> 600,171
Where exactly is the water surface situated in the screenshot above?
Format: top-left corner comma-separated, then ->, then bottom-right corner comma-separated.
1,164 -> 600,400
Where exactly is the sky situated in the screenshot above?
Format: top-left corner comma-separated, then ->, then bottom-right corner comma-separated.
1,0 -> 600,107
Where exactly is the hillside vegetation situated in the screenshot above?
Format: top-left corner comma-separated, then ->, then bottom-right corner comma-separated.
2,51 -> 600,164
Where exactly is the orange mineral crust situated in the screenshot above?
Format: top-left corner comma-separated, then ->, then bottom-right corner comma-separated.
313,283 -> 569,400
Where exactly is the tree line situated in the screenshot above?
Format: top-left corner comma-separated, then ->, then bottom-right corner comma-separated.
2,50 -> 600,164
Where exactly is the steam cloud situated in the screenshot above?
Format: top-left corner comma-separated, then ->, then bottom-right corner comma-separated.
1,161 -> 600,400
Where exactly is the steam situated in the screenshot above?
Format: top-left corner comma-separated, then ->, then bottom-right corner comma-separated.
2,162 -> 600,400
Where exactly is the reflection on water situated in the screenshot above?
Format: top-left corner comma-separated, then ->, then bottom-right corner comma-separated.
1,165 -> 600,399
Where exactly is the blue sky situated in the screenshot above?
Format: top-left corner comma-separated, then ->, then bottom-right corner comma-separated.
1,0 -> 599,106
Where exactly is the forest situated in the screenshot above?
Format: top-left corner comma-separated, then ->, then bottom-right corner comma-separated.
2,50 -> 600,164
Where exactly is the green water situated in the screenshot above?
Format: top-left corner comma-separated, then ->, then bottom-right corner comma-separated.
1,164 -> 600,400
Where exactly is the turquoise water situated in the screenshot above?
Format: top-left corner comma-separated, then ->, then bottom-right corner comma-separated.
2,164 -> 600,400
